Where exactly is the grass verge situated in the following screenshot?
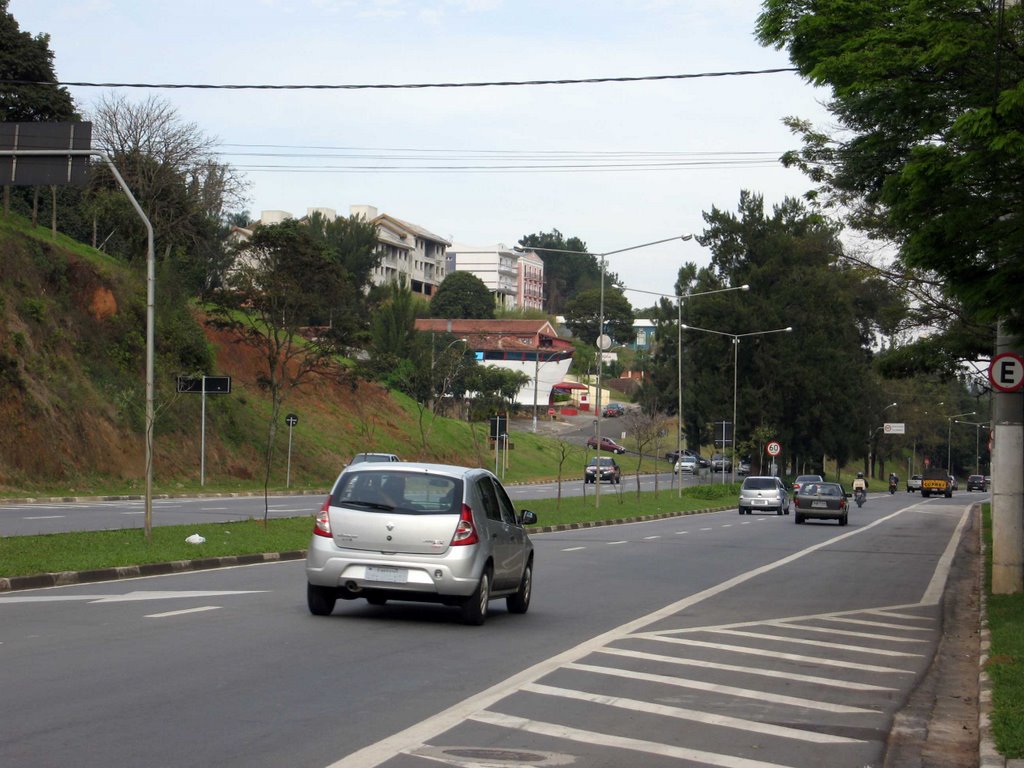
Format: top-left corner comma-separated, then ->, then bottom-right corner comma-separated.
983,504 -> 1024,758
0,482 -> 739,579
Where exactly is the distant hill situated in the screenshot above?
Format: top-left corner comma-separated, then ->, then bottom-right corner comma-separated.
0,215 -> 493,496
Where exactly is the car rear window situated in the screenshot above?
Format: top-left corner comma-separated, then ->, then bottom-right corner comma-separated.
332,471 -> 461,514
742,478 -> 778,490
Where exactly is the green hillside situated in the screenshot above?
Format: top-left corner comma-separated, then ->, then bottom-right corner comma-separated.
0,214 -> 600,497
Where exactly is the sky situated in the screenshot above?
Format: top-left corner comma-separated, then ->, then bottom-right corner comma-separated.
10,0 -> 833,306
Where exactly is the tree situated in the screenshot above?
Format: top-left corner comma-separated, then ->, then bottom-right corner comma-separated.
209,220 -> 347,520
430,271 -> 494,319
756,0 -> 1024,337
564,287 -> 634,346
86,94 -> 248,287
0,1 -> 77,122
518,229 -> 608,315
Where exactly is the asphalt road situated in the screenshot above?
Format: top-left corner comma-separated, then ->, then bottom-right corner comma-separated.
0,491 -> 976,768
0,472 -> 713,536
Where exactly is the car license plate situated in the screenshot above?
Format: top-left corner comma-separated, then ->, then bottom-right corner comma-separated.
812,501 -> 828,509
366,566 -> 407,583
754,498 -> 767,505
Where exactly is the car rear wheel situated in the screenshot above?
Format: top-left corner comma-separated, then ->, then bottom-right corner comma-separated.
506,561 -> 532,614
795,512 -> 804,524
840,513 -> 848,525
461,568 -> 491,626
307,583 -> 337,616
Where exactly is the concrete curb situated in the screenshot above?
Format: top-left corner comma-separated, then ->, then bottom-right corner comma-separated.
0,505 -> 733,593
977,503 -> 1009,768
0,551 -> 307,593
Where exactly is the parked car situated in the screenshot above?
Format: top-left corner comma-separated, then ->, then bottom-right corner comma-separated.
791,474 -> 824,494
349,452 -> 402,465
949,475 -> 959,491
602,402 -> 625,417
710,453 -> 732,472
674,455 -> 698,474
306,462 -> 537,625
793,481 -> 851,525
585,456 -> 621,484
737,458 -> 752,475
907,474 -> 923,493
738,476 -> 791,516
967,474 -> 986,492
587,435 -> 626,454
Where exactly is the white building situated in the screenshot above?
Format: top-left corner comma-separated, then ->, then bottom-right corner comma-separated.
350,205 -> 449,299
446,243 -> 520,309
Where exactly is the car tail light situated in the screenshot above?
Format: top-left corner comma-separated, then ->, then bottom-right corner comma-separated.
313,496 -> 333,537
451,503 -> 480,546
840,497 -> 847,510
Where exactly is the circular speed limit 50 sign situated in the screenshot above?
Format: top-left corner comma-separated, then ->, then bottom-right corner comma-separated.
766,441 -> 781,457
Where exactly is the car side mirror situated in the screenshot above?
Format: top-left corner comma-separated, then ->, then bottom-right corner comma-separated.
519,510 -> 537,526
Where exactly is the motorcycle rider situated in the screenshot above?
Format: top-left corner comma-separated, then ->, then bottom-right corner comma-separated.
853,472 -> 868,493
888,472 -> 899,492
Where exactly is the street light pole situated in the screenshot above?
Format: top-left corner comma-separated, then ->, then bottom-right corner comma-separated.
955,419 -> 989,475
680,323 -> 793,483
518,235 -> 694,509
868,401 -> 898,478
947,410 -> 976,473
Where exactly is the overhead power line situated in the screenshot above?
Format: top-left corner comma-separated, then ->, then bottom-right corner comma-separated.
2,67 -> 798,91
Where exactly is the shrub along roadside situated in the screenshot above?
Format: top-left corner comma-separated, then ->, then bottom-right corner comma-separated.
0,483 -> 739,580
983,504 -> 1024,758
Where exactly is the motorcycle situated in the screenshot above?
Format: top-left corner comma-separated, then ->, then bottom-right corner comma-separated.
854,488 -> 866,507
888,480 -> 898,495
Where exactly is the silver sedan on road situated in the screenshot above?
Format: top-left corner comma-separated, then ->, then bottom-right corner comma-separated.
306,463 -> 537,625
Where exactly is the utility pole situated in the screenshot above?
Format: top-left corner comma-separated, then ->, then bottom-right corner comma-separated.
991,321 -> 1024,594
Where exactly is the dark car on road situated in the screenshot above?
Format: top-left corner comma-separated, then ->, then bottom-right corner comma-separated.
794,481 -> 851,525
587,435 -> 626,454
967,474 -> 986,491
602,403 -> 625,417
585,456 -> 621,484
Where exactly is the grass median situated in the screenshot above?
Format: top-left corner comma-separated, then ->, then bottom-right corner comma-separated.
0,481 -> 738,579
983,504 -> 1024,759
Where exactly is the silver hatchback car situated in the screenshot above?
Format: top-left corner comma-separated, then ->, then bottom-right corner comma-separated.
738,475 -> 791,516
306,463 -> 537,625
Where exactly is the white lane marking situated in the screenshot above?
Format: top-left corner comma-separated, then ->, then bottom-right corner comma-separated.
596,647 -> 897,692
674,531 -> 688,535
22,515 -> 64,520
467,711 -> 799,768
866,609 -> 935,621
710,628 -> 924,658
608,540 -> 627,545
561,547 -> 586,552
767,621 -> 928,643
146,606 -> 220,618
324,505 -> 931,768
524,683 -> 865,744
922,502 -> 973,604
0,590 -> 265,604
565,662 -> 879,714
700,527 -> 713,531
817,616 -> 932,631
121,511 -> 144,515
638,635 -> 915,674
643,535 -> 660,540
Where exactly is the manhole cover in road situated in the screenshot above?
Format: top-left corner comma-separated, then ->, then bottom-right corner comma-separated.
411,746 -> 575,766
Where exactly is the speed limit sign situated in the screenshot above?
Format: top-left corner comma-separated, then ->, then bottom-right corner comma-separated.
767,441 -> 781,456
